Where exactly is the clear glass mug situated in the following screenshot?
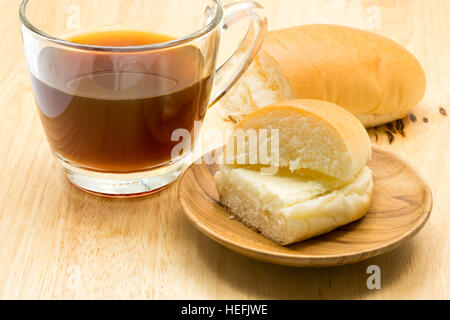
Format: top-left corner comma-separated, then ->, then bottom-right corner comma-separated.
20,0 -> 267,197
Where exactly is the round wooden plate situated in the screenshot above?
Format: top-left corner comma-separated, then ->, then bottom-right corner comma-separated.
178,146 -> 432,267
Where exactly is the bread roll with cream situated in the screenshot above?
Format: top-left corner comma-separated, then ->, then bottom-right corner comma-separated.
215,99 -> 373,245
219,24 -> 426,128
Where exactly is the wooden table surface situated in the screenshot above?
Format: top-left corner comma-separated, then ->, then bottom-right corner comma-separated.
0,0 -> 448,299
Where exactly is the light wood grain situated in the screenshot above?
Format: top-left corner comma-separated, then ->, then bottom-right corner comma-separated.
0,0 -> 449,299
178,146 -> 432,267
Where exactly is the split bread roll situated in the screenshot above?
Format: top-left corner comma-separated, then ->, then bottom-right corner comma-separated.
219,24 -> 426,128
216,165 -> 373,245
215,99 -> 374,245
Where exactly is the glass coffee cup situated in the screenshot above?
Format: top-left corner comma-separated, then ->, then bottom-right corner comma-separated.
20,0 -> 267,197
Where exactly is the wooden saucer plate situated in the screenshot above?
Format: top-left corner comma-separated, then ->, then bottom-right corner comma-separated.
178,146 -> 432,267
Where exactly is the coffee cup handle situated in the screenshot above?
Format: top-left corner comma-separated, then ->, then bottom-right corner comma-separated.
208,1 -> 267,107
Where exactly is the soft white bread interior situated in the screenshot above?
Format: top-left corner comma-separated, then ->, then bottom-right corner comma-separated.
215,165 -> 373,245
219,24 -> 426,128
226,99 -> 371,182
215,99 -> 373,245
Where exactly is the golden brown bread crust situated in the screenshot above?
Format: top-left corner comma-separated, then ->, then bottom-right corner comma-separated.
261,24 -> 426,126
